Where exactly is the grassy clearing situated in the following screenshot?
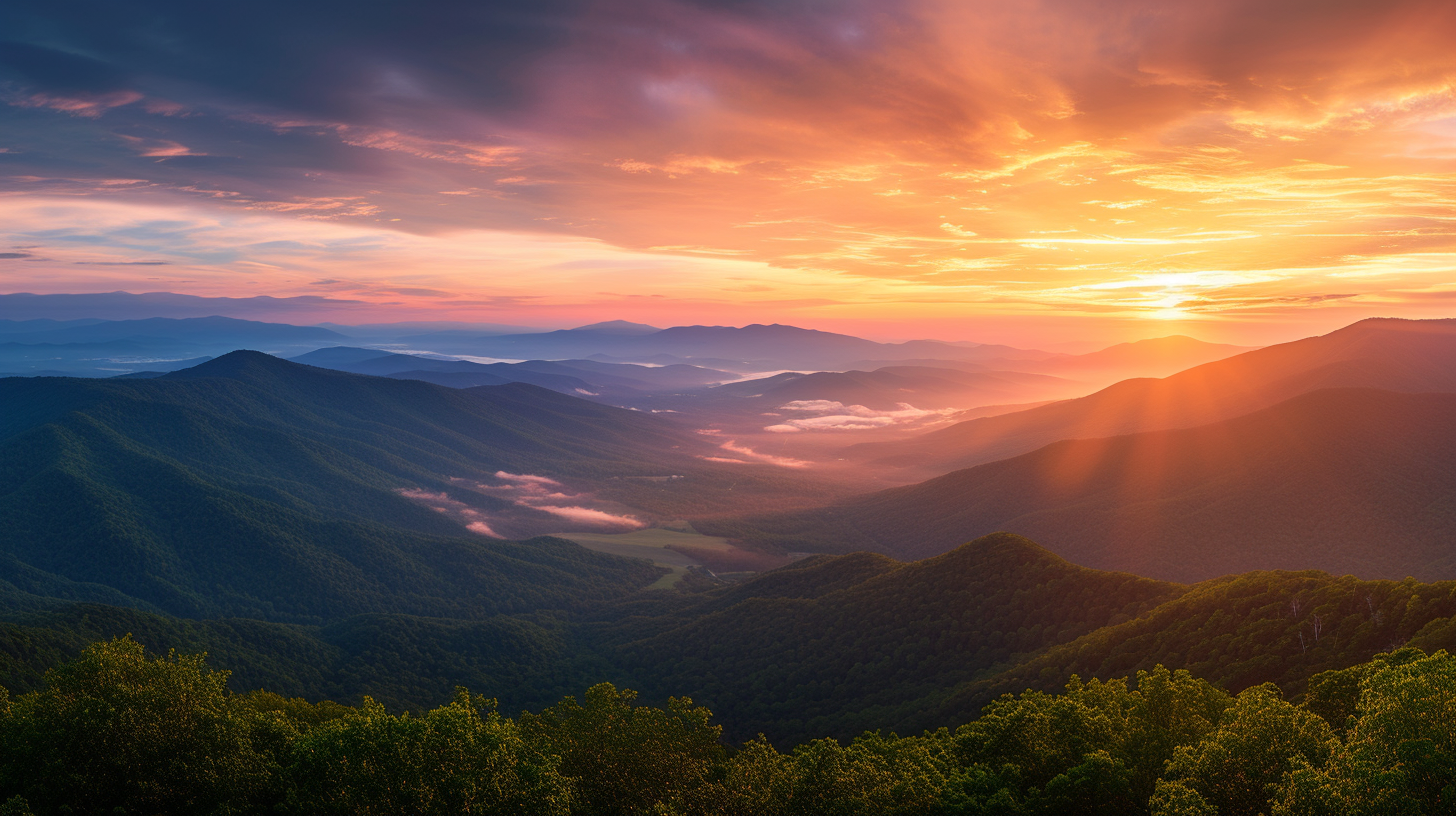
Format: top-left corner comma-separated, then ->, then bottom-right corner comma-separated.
549,528 -> 743,588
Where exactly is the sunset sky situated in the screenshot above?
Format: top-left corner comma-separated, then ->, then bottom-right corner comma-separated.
1,0 -> 1453,345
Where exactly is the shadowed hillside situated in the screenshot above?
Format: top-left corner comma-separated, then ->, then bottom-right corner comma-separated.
0,352 -> 847,620
918,568 -> 1456,734
702,388 -> 1456,581
589,533 -> 1181,741
848,317 -> 1456,478
1,532 -> 1453,751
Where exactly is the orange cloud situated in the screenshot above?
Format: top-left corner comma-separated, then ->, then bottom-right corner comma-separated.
1,0 -> 1451,346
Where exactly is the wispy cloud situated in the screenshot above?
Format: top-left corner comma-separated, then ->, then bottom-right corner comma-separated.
398,488 -> 504,538
472,472 -> 645,530
764,400 -> 961,433
0,0 -> 1451,342
710,441 -> 810,468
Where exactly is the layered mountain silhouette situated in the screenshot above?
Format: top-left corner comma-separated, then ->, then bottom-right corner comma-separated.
289,346 -> 732,394
706,387 -> 1456,581
599,532 -> 1178,740
398,323 -> 1058,370
0,352 -> 842,621
1019,335 -> 1254,379
848,317 -> 1456,477
708,365 -> 1077,410
5,312 -> 1456,750
0,316 -> 347,377
12,532 -> 1448,744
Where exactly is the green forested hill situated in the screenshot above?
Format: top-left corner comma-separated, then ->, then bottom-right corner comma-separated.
2,534 -> 1455,750
3,351 -> 845,620
0,603 -> 602,714
584,533 -> 1456,743
589,533 -> 1181,742
702,388 -> 1456,582
915,568 -> 1456,735
4,349 -> 1456,758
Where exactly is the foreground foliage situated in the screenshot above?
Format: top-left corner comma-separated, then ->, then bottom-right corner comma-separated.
2,535 -> 1455,749
1,638 -> 1452,815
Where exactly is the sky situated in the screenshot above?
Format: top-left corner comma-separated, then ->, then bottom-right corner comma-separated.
0,0 -> 1452,346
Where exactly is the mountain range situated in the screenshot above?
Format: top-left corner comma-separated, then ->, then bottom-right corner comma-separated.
3,312 -> 1455,754
288,347 -> 733,395
0,351 -> 848,621
703,387 -> 1456,581
3,533 -> 1452,747
1014,334 -> 1255,378
705,366 -> 1077,410
0,316 -> 346,377
395,322 -> 1060,370
847,317 -> 1456,477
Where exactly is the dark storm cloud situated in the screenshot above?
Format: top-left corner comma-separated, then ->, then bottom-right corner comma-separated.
0,0 -> 908,164
0,0 -> 910,233
0,0 -> 585,120
0,0 -> 604,224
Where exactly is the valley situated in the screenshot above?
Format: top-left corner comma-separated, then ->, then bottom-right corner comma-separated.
4,3 -> 1451,808
2,313 -> 1455,814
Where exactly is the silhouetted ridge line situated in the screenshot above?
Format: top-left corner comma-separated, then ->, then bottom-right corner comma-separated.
706,387 -> 1456,581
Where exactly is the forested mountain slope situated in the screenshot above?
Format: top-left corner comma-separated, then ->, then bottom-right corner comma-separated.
705,388 -> 1456,581
1,534 -> 1454,750
919,568 -> 1456,735
589,533 -> 1182,741
848,317 -> 1456,477
0,352 -> 841,620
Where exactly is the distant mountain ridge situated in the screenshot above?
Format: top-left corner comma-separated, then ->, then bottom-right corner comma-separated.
847,317 -> 1456,476
708,366 -> 1077,410
570,320 -> 661,335
0,316 -> 350,377
0,352 -> 842,621
704,387 -> 1456,581
288,346 -> 733,393
1025,334 -> 1254,377
397,323 -> 1061,369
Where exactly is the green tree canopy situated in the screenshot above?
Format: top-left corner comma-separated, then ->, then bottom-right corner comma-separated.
1274,649 -> 1456,816
520,683 -> 723,816
1158,684 -> 1334,816
284,689 -> 571,816
0,636 -> 274,816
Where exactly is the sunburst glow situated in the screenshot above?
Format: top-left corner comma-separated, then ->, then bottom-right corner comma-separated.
0,0 -> 1451,344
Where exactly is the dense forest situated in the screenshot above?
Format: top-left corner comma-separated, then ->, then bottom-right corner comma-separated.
2,535 -> 1454,748
0,351 -> 850,621
4,340 -> 1456,813
1,637 -> 1451,815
